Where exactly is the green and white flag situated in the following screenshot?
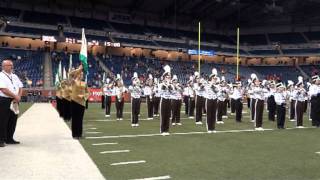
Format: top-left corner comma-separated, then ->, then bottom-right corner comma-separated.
58,60 -> 62,80
55,72 -> 60,86
63,67 -> 67,80
80,28 -> 88,74
69,54 -> 73,72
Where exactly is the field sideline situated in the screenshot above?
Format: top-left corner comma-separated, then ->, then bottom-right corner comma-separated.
69,103 -> 320,180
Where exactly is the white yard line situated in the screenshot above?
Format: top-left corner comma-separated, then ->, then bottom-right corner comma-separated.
315,152 -> 320,154
86,126 -> 315,139
85,132 -> 102,134
86,128 -> 278,139
130,175 -> 171,180
110,160 -> 146,166
92,142 -> 118,146
100,150 -> 130,154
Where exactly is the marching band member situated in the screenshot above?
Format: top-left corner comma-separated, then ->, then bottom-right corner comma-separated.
114,74 -> 127,121
221,77 -> 229,119
70,65 -> 89,139
61,79 -> 72,122
194,72 -> 206,125
171,75 -> 183,126
309,75 -> 320,127
267,81 -> 276,121
187,76 -> 195,119
231,81 -> 243,122
144,74 -> 154,120
246,79 -> 252,109
103,78 -> 113,118
217,77 -> 229,124
153,78 -> 160,117
274,82 -> 287,129
248,74 -> 257,122
101,84 -> 105,109
129,72 -> 142,127
183,84 -> 189,115
293,76 -> 307,128
205,68 -> 218,133
253,77 -> 268,130
159,65 -> 174,135
287,80 -> 296,121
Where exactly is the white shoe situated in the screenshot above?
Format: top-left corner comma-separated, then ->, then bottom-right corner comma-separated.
220,121 -> 224,124
255,127 -> 264,131
297,126 -> 304,129
172,123 -> 176,126
309,118 -> 312,121
117,118 -> 120,121
230,113 -> 235,116
176,123 -> 182,126
131,124 -> 135,127
250,120 -> 255,123
289,119 -> 296,122
105,115 -> 110,118
161,132 -> 170,136
222,116 -> 228,119
120,118 -> 123,121
135,124 -> 139,127
207,130 -> 217,134
147,118 -> 153,120
189,116 -> 194,119
195,121 -> 203,125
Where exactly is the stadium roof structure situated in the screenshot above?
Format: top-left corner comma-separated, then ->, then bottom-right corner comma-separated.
24,0 -> 320,29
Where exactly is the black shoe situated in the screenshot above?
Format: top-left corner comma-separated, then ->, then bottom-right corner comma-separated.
6,140 -> 20,144
0,142 -> 5,147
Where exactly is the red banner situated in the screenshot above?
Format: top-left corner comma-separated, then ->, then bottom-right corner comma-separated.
88,88 -> 131,102
88,88 -> 103,102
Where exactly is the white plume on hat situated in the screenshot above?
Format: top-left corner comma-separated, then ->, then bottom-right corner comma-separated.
133,72 -> 138,78
194,71 -> 200,77
189,76 -> 194,81
154,78 -> 158,84
296,76 -> 304,86
247,79 -> 252,84
262,80 -> 267,86
212,68 -> 218,76
287,80 -> 294,86
172,75 -> 178,81
106,78 -> 110,83
163,65 -> 171,73
116,74 -> 121,79
251,73 -> 257,80
148,74 -> 153,79
307,82 -> 311,88
221,76 -> 225,82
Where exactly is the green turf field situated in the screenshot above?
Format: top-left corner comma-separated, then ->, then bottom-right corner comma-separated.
75,103 -> 320,180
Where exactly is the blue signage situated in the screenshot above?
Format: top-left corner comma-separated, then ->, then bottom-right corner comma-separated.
188,49 -> 215,56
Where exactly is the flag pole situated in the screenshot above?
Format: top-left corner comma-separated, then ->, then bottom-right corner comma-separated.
236,27 -> 240,80
198,22 -> 201,73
